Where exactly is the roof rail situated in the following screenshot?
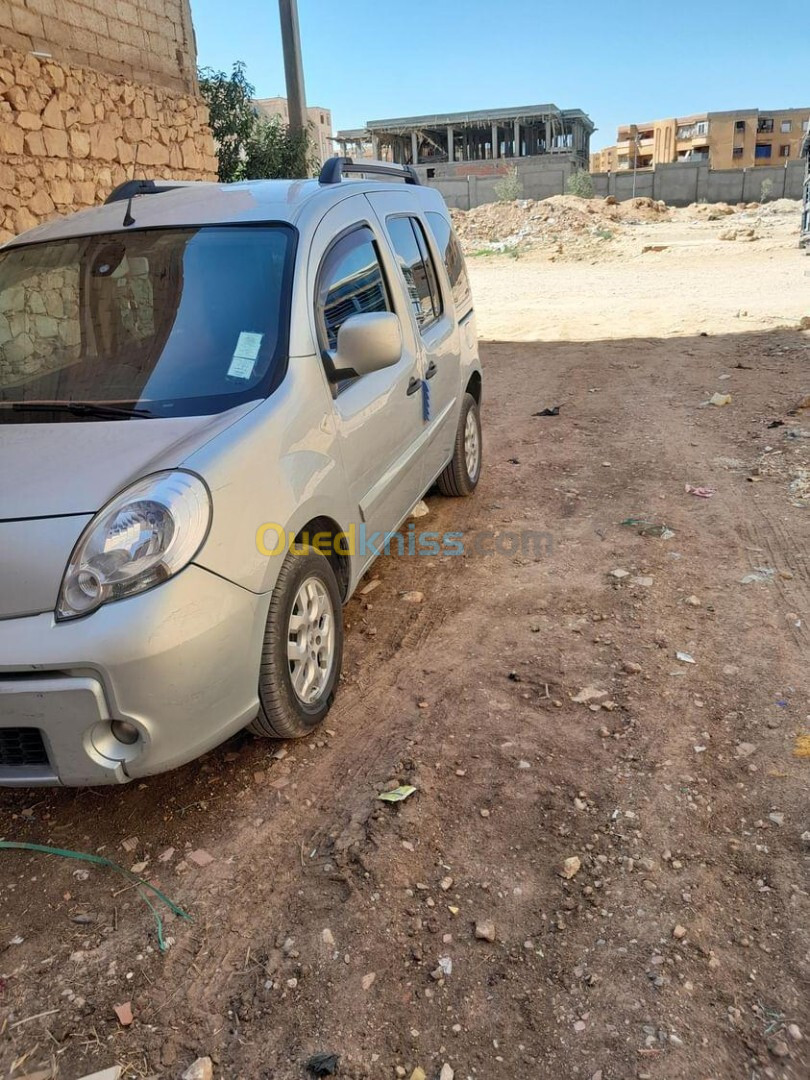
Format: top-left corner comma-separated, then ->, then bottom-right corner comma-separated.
104,179 -> 186,205
319,157 -> 421,186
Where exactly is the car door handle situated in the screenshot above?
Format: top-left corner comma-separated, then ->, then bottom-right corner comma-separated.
425,361 -> 437,380
407,377 -> 421,396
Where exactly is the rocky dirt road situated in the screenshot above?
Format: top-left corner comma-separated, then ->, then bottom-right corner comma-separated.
1,221 -> 809,1080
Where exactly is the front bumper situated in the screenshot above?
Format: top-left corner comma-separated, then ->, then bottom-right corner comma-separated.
0,565 -> 270,786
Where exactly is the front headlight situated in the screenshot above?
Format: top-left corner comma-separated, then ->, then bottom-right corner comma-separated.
57,470 -> 211,621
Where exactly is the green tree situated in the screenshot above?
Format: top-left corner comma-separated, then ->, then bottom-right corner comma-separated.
566,169 -> 594,198
197,61 -> 315,181
198,62 -> 257,183
243,114 -> 316,181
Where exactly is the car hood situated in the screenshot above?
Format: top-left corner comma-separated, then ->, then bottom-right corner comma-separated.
0,404 -> 258,520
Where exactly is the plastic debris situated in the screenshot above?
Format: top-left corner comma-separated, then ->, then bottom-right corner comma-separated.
619,517 -> 675,539
739,567 -> 776,584
306,1052 -> 340,1077
0,841 -> 190,951
532,405 -> 561,416
676,651 -> 696,664
685,484 -> 715,498
378,785 -> 417,803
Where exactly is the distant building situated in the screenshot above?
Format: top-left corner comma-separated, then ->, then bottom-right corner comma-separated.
337,104 -> 594,173
592,108 -> 810,172
253,97 -> 333,165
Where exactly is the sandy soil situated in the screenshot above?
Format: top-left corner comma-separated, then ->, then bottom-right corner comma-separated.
464,199 -> 808,341
1,207 -> 809,1080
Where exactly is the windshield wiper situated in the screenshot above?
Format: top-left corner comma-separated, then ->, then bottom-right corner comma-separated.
3,401 -> 154,419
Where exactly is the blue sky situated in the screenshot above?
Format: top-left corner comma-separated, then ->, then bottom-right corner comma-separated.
191,0 -> 806,150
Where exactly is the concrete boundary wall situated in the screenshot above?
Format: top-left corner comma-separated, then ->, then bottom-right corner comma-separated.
423,155 -> 578,210
591,162 -> 804,206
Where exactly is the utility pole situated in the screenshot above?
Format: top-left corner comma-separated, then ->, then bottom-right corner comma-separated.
278,0 -> 308,139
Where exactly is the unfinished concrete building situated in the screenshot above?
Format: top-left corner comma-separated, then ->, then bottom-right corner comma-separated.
335,105 -> 594,210
358,104 -> 593,171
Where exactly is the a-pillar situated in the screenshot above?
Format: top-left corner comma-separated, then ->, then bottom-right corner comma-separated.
491,121 -> 498,159
513,118 -> 520,157
446,125 -> 454,162
411,131 -> 419,165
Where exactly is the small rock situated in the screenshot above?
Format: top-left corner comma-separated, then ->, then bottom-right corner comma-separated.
321,928 -> 335,947
408,1070 -> 426,1080
474,920 -> 496,942
401,590 -> 424,603
182,1059 -> 213,1080
121,836 -> 139,852
361,972 -> 376,990
361,579 -> 381,595
673,925 -> 687,939
439,1065 -> 454,1080
157,847 -> 175,863
632,575 -> 654,587
479,808 -> 490,818
130,861 -> 148,875
787,1023 -> 802,1042
411,500 -> 429,518
684,595 -> 701,606
559,856 -> 581,879
517,759 -> 531,769
440,876 -> 453,891
735,742 -> 757,759
609,568 -> 630,579
187,849 -> 214,868
573,1020 -> 586,1033
768,812 -> 784,826
572,686 -> 608,704
622,661 -> 642,674
771,1040 -> 790,1058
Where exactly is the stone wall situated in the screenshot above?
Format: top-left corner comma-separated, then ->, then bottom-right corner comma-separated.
0,0 -> 199,93
0,43 -> 218,245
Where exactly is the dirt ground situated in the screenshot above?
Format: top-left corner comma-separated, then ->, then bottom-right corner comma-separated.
1,203 -> 809,1080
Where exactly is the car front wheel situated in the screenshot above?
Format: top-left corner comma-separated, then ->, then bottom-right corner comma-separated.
249,544 -> 344,739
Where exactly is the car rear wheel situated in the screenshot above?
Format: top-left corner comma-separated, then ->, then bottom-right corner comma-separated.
437,392 -> 482,497
249,545 -> 343,739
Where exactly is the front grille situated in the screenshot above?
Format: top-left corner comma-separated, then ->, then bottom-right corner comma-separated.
0,727 -> 49,768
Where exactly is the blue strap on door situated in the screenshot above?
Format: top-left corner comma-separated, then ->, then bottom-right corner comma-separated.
421,378 -> 431,422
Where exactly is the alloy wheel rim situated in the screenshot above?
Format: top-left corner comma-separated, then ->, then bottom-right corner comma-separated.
464,408 -> 480,480
287,576 -> 335,704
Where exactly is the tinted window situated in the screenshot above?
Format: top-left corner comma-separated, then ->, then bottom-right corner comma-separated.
386,216 -> 441,330
426,212 -> 472,315
317,227 -> 390,352
0,226 -> 295,420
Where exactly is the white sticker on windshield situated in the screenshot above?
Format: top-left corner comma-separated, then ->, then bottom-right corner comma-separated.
227,331 -> 264,380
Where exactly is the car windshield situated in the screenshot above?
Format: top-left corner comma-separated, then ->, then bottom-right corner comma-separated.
0,225 -> 296,421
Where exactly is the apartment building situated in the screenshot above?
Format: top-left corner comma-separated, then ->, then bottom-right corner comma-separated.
253,97 -> 333,165
592,108 -> 810,172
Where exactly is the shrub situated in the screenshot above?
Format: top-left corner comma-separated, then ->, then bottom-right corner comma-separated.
566,169 -> 594,198
494,167 -> 522,202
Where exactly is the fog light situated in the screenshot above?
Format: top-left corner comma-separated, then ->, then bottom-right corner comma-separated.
111,720 -> 139,745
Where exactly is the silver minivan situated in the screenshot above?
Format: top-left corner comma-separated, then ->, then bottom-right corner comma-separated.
0,160 -> 482,785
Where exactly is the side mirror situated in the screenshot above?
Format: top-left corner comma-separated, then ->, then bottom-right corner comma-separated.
332,312 -> 402,378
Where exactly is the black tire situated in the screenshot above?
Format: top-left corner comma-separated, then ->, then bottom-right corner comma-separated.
249,545 -> 344,739
437,392 -> 482,497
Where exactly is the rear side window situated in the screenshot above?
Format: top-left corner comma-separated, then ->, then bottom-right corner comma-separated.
386,215 -> 441,331
426,211 -> 472,316
317,226 -> 390,352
